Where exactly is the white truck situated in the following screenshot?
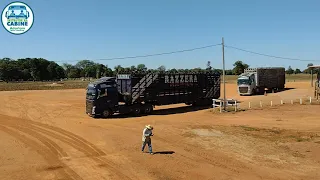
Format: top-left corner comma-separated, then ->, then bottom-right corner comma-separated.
237,67 -> 285,95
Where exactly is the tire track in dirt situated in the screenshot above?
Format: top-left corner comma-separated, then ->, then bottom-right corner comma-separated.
3,96 -> 134,179
29,121 -> 134,180
0,125 -> 82,180
1,115 -> 134,180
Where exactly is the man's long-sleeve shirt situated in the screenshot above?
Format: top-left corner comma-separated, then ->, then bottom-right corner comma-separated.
142,128 -> 152,142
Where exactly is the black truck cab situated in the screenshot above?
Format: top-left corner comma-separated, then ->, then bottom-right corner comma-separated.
86,77 -> 119,117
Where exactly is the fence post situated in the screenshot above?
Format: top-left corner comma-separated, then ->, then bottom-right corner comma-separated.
212,99 -> 215,109
235,100 -> 237,112
281,100 -> 283,105
310,97 -> 312,104
260,101 -> 262,108
219,101 -> 222,113
300,98 -> 302,104
249,102 -> 251,109
291,100 -> 293,104
271,101 -> 273,106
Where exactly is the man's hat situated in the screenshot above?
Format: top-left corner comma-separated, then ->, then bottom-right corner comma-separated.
145,125 -> 153,130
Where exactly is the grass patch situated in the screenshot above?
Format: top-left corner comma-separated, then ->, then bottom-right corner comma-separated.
209,106 -> 246,114
182,131 -> 198,138
239,125 -> 259,131
228,125 -> 319,143
0,80 -> 90,91
191,125 -> 319,144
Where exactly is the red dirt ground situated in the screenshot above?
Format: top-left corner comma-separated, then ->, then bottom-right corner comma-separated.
0,82 -> 319,180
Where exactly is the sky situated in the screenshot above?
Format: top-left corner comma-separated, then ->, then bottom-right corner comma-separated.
1,0 -> 320,70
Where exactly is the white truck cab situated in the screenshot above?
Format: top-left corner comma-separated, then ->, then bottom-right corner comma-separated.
237,72 -> 256,95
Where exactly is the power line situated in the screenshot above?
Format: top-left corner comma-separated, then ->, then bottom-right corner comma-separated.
51,42 -> 320,63
55,43 -> 222,63
224,45 -> 320,62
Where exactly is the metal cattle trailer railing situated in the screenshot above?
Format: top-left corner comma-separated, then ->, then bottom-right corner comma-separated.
86,72 -> 221,118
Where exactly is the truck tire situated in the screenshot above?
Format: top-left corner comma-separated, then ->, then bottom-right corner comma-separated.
132,106 -> 142,116
143,104 -> 153,114
251,88 -> 255,95
102,109 -> 112,118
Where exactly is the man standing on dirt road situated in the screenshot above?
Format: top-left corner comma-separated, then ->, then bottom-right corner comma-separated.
142,125 -> 154,155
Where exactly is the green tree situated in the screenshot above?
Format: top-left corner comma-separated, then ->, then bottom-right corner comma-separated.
47,61 -> 58,80
95,64 -> 105,79
157,65 -> 166,73
286,66 -> 294,75
294,68 -> 302,74
62,63 -> 73,77
206,61 -> 212,72
130,65 -> 137,73
232,61 -> 249,75
303,63 -> 316,74
168,68 -> 178,73
225,69 -> 234,75
75,60 -> 96,78
55,66 -> 66,79
114,65 -> 124,74
103,65 -> 113,77
68,67 -> 81,78
137,64 -> 147,73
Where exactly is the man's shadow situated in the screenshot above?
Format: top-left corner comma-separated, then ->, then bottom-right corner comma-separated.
154,151 -> 175,155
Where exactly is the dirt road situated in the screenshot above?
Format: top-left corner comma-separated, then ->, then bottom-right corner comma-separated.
0,82 -> 319,180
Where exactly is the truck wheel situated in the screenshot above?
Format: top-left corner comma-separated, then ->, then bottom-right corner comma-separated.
143,104 -> 153,114
102,109 -> 111,118
132,106 -> 141,116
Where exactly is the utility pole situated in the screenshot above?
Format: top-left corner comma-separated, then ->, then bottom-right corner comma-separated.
311,68 -> 313,87
222,37 -> 226,111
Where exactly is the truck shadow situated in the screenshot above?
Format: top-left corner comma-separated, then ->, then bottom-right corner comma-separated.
107,105 -> 214,119
250,87 -> 295,96
267,87 -> 295,94
152,105 -> 212,116
275,87 -> 295,92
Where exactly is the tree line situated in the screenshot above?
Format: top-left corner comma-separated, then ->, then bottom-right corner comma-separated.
0,58 -> 318,82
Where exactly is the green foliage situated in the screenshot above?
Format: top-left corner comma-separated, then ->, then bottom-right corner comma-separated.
0,58 -> 65,81
0,81 -> 88,91
286,66 -> 294,75
6,57 -> 317,83
232,61 -> 249,75
303,63 -> 319,74
157,65 -> 166,73
206,61 -> 212,71
294,68 -> 301,74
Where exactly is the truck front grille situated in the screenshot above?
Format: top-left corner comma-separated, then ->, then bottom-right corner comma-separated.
239,87 -> 248,93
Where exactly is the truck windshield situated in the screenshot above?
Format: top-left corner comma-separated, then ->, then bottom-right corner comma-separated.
237,79 -> 250,85
86,87 -> 97,100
